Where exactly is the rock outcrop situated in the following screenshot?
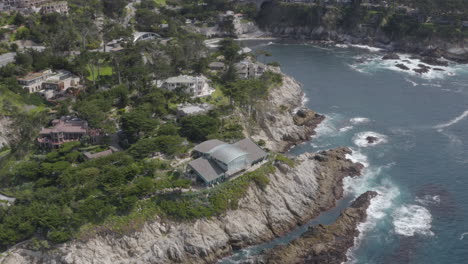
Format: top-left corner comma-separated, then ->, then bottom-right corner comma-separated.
254,191 -> 378,264
247,67 -> 324,152
0,117 -> 12,148
0,148 -> 364,264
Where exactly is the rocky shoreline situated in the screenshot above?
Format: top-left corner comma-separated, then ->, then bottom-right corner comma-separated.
247,66 -> 325,153
257,24 -> 468,64
248,191 -> 378,264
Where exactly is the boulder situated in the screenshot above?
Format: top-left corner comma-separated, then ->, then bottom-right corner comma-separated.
382,53 -> 400,60
395,63 -> 410,70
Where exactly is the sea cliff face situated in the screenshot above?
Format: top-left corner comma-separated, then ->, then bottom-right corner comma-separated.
0,148 -> 363,264
247,66 -> 325,153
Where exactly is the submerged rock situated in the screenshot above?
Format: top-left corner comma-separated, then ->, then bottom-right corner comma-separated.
420,56 -> 449,67
366,136 -> 378,144
413,64 -> 431,74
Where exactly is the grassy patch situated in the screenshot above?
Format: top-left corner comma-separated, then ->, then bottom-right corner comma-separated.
202,84 -> 229,106
274,153 -> 296,167
86,65 -> 113,81
154,0 -> 166,6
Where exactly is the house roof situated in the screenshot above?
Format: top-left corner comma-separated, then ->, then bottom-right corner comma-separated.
193,139 -> 226,154
211,144 -> 248,164
18,70 -> 51,81
233,138 -> 268,163
165,75 -> 205,84
209,62 -> 225,68
189,158 -> 225,183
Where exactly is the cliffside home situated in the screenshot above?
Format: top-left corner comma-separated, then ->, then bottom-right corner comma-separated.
0,0 -> 68,13
208,61 -> 226,71
159,75 -> 214,97
187,138 -> 268,186
235,59 -> 266,79
176,103 -> 213,119
17,69 -> 53,93
37,116 -> 101,149
17,69 -> 81,98
39,1 -> 68,15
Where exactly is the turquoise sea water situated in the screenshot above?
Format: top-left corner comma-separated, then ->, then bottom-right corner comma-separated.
221,41 -> 468,263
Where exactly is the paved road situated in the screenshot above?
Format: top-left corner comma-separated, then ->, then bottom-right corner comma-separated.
0,52 -> 15,67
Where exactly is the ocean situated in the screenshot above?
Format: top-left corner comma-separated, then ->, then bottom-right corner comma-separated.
220,41 -> 468,263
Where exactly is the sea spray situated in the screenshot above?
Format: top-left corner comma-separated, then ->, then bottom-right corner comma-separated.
353,131 -> 388,147
344,150 -> 400,264
392,204 -> 434,237
350,117 -> 371,125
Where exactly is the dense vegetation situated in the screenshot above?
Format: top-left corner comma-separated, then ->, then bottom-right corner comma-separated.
257,0 -> 468,41
0,0 -> 285,250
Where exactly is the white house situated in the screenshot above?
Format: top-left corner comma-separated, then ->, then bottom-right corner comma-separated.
159,75 -> 214,97
17,69 -> 81,98
234,60 -> 266,79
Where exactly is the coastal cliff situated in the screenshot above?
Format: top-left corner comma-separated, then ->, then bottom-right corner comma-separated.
255,2 -> 468,63
247,66 -> 325,153
252,191 -> 378,264
0,148 -> 363,264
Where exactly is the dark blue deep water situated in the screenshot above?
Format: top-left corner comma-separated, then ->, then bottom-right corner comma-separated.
221,41 -> 468,264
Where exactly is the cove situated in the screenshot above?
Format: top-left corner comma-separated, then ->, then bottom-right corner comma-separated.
221,40 -> 468,264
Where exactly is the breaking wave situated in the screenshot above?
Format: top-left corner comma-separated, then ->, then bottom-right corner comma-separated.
350,117 -> 371,125
415,195 -> 441,206
353,131 -> 388,147
460,232 -> 468,240
339,126 -> 354,132
434,110 -> 468,130
349,53 -> 468,80
344,150 -> 400,264
392,204 -> 434,237
345,149 -> 369,168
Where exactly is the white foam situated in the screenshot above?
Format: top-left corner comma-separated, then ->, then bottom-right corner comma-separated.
353,131 -> 388,147
335,44 -> 349,49
345,182 -> 400,264
405,78 -> 419,86
339,126 -> 354,132
350,117 -> 371,125
415,195 -> 441,206
345,149 -> 369,168
460,232 -> 468,240
349,44 -> 383,52
350,53 -> 466,80
434,110 -> 468,129
313,114 -> 340,137
392,204 -> 434,237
